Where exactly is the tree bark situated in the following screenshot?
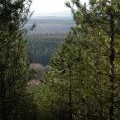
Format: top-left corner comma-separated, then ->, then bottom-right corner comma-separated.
109,12 -> 115,120
0,64 -> 7,120
69,68 -> 73,120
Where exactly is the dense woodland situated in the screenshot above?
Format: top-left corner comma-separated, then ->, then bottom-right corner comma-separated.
0,0 -> 120,120
27,33 -> 66,65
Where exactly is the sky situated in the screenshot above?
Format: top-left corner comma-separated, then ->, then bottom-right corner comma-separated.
31,0 -> 88,17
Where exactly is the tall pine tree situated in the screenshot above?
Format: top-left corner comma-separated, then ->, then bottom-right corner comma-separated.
44,0 -> 120,120
0,0 -> 33,120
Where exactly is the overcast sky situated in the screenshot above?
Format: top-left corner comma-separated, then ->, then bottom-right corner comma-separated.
31,0 -> 88,17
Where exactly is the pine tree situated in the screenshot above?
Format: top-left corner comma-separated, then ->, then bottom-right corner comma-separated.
44,0 -> 120,120
68,0 -> 120,119
0,0 -> 32,120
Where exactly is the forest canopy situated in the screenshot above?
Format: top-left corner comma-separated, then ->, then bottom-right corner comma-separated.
1,0 -> 120,120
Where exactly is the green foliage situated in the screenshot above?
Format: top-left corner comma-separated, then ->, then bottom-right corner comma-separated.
33,0 -> 120,120
9,93 -> 38,120
0,0 -> 38,120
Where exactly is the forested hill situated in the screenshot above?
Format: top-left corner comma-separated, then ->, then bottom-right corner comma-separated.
25,16 -> 74,34
26,17 -> 74,66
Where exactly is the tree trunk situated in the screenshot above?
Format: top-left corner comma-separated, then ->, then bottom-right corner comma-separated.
0,64 -> 7,120
109,12 -> 115,120
69,68 -> 73,120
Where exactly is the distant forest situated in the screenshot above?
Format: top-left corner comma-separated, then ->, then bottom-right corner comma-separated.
26,18 -> 74,66
25,18 -> 74,34
27,33 -> 66,65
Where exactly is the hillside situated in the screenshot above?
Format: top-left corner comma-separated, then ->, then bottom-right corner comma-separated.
26,17 -> 74,66
25,16 -> 74,34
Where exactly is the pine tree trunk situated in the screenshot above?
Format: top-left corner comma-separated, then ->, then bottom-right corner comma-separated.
69,80 -> 72,120
69,69 -> 73,120
109,12 -> 115,120
1,101 -> 7,120
0,64 -> 7,120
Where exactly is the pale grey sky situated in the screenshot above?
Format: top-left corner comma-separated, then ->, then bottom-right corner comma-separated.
31,0 -> 88,17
